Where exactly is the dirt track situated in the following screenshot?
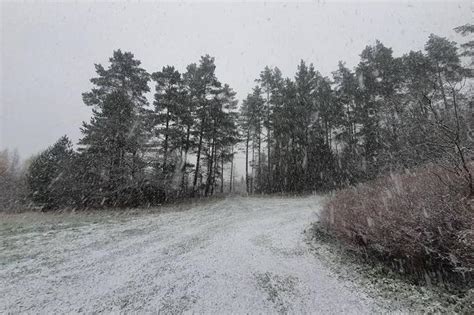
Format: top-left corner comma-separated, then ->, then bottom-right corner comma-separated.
1,196 -> 386,313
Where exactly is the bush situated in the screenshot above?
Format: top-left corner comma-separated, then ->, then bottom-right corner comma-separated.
0,149 -> 28,212
320,165 -> 473,288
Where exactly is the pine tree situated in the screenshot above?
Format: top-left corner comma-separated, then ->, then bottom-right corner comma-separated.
454,24 -> 474,67
332,62 -> 364,183
240,87 -> 264,194
256,66 -> 275,190
79,50 -> 151,206
152,66 -> 184,178
355,41 -> 402,178
185,55 -> 222,196
213,84 -> 239,194
26,136 -> 75,209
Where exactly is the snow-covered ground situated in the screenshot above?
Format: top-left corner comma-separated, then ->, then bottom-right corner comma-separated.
1,196 -> 387,313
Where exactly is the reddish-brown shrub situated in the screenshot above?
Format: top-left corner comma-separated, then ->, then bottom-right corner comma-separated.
320,165 -> 473,286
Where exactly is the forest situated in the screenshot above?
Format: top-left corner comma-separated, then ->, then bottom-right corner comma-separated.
0,24 -> 472,210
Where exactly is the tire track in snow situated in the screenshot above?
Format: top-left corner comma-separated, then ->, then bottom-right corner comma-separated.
1,196 -> 389,313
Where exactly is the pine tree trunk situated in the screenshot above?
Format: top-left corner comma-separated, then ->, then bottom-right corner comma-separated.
212,142 -> 218,195
251,137 -> 255,194
163,108 -> 170,175
229,145 -> 234,193
266,91 -> 272,193
220,155 -> 224,193
258,128 -> 261,193
180,125 -> 191,195
205,136 -> 215,197
325,120 -> 329,146
436,64 -> 449,111
192,121 -> 204,196
267,128 -> 271,193
245,129 -> 250,194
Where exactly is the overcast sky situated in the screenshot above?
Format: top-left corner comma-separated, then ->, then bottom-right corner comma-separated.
1,0 -> 472,176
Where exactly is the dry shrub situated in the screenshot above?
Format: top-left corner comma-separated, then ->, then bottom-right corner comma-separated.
320,164 -> 473,287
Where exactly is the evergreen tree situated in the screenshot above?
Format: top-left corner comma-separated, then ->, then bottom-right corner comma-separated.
424,35 -> 467,112
152,66 -> 185,178
355,41 -> 402,177
240,87 -> 264,193
26,136 -> 75,209
332,62 -> 364,183
185,55 -> 222,196
256,66 -> 276,190
454,24 -> 474,67
79,50 -> 151,206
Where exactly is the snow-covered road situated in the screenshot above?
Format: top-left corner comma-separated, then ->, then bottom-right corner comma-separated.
1,196 -> 385,313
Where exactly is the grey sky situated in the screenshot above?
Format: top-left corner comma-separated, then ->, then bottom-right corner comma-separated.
1,1 -> 472,175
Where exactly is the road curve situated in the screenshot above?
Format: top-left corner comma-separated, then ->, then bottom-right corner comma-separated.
1,196 -> 385,313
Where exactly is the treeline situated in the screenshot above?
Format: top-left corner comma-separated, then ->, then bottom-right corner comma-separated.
25,53 -> 239,209
2,25 -> 472,211
241,28 -> 473,194
317,26 -> 474,292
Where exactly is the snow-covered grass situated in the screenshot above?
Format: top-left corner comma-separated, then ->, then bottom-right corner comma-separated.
1,195 -> 391,313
